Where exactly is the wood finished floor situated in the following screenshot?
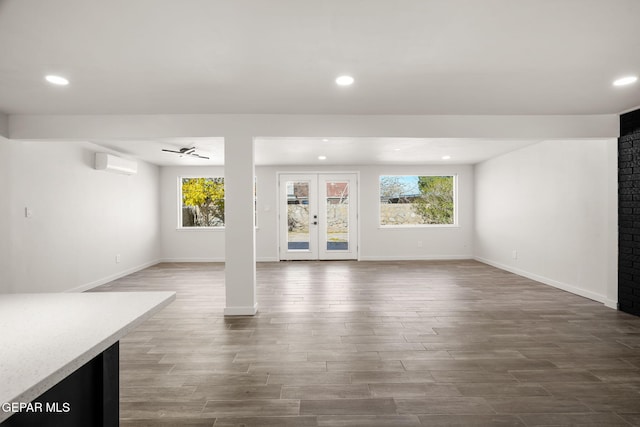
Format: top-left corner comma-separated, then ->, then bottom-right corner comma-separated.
92,260 -> 640,427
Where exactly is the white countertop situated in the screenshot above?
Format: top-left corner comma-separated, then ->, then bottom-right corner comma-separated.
0,291 -> 175,422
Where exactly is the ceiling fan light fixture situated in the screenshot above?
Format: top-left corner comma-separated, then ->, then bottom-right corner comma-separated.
162,146 -> 210,160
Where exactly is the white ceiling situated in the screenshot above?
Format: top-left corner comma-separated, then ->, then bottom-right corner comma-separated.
1,1 -> 636,166
0,0 -> 638,116
94,137 -> 541,166
255,137 -> 542,166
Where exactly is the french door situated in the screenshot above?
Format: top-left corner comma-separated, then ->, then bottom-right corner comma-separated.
279,173 -> 358,260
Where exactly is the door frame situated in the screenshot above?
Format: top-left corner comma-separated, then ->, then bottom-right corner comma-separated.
277,171 -> 360,261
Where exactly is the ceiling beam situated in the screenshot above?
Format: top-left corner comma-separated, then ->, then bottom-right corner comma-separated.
8,113 -> 619,141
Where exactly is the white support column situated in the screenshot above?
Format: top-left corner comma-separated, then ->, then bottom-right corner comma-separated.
223,134 -> 257,316
605,137 -> 619,309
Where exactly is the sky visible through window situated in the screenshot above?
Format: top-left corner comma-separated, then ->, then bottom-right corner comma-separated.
396,175 -> 419,195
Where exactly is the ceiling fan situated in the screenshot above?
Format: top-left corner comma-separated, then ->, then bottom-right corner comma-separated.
161,146 -> 209,159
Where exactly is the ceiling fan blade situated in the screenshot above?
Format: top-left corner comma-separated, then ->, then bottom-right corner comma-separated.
162,147 -> 209,159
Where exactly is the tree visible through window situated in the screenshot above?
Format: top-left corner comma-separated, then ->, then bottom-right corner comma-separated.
379,175 -> 455,226
181,177 -> 225,227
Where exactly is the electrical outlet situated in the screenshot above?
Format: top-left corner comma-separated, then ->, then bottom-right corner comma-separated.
24,207 -> 33,218
115,254 -> 121,264
417,241 -> 423,248
512,250 -> 518,260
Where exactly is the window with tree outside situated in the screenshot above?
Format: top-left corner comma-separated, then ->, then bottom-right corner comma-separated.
379,175 -> 455,226
180,177 -> 225,227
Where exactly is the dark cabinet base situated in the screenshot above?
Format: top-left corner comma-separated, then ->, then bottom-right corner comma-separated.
2,342 -> 119,427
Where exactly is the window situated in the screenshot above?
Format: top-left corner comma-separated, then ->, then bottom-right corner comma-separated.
379,175 -> 455,226
180,177 -> 225,228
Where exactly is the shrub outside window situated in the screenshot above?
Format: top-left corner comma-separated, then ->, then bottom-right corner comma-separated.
180,177 -> 225,227
379,175 -> 455,226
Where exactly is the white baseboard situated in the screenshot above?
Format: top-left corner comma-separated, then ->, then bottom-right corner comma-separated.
159,257 -> 278,263
159,257 -> 225,263
603,300 -> 619,310
474,256 -> 616,309
359,255 -> 474,261
224,303 -> 258,316
66,259 -> 161,293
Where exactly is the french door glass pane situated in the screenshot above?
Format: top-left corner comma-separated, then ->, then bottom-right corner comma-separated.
287,181 -> 310,250
326,181 -> 349,251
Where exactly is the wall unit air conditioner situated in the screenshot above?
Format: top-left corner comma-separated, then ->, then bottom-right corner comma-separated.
95,153 -> 138,175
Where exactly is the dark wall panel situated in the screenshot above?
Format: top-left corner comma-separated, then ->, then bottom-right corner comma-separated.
619,108 -> 640,316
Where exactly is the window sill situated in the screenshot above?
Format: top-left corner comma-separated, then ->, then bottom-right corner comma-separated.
378,224 -> 459,229
176,227 -> 225,232
175,227 -> 260,232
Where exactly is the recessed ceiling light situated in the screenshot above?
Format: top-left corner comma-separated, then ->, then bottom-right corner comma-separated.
613,76 -> 638,87
393,148 -> 401,151
45,75 -> 69,86
335,75 -> 354,86
322,139 -> 329,142
318,155 -> 327,160
442,155 -> 451,160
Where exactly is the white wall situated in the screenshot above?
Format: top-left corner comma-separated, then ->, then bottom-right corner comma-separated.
162,164 -> 474,262
0,137 -> 12,287
160,166 -> 226,261
358,164 -> 474,260
0,140 -> 161,293
254,165 -> 280,262
474,139 -> 618,307
261,164 -> 474,260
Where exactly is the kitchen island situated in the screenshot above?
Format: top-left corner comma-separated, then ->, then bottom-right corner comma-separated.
0,291 -> 175,426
